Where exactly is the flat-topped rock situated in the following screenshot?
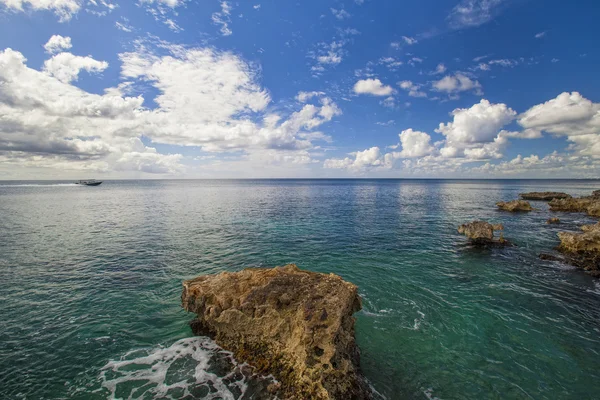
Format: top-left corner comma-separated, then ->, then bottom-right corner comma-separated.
181,264 -> 371,400
549,191 -> 600,217
458,220 -> 509,246
520,192 -> 571,201
496,200 -> 533,212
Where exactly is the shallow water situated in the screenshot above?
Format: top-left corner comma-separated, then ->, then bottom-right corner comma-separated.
1,179 -> 600,399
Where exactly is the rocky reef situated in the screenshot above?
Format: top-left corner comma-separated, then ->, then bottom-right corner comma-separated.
547,217 -> 560,224
520,192 -> 571,201
181,264 -> 371,400
458,220 -> 510,246
496,200 -> 533,212
549,191 -> 600,217
557,223 -> 600,277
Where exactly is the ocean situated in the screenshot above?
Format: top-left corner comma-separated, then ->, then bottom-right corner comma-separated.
1,179 -> 600,399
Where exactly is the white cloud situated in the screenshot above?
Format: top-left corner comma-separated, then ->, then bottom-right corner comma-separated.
402,36 -> 418,45
353,79 -> 394,96
253,4 -> 260,9
395,129 -> 435,158
447,0 -> 506,29
43,52 -> 108,83
43,35 -> 72,54
432,73 -> 483,95
376,120 -> 395,126
296,91 -> 326,103
0,41 -> 342,177
314,41 -> 344,66
518,92 -> 600,156
435,99 -> 516,159
379,57 -> 403,70
330,8 -> 350,20
380,96 -> 396,108
0,0 -> 81,21
115,20 -> 133,32
535,31 -> 546,39
408,57 -> 423,66
433,63 -> 446,74
212,1 -> 233,36
398,80 -> 427,98
324,147 -> 390,171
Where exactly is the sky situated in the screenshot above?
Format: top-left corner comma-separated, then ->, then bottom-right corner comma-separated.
1,0 -> 599,179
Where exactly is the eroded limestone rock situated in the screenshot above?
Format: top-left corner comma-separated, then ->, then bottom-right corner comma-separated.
520,192 -> 571,201
557,224 -> 600,276
458,220 -> 509,246
496,200 -> 533,212
549,191 -> 600,218
181,264 -> 371,400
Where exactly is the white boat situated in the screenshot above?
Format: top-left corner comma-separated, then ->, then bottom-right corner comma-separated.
75,179 -> 102,186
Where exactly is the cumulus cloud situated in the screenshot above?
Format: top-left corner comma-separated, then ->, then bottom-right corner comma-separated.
324,147 -> 391,171
435,99 -> 517,159
353,78 -> 393,96
43,52 -> 108,83
44,35 -> 72,54
432,73 -> 483,96
518,92 -> 600,156
394,129 -> 435,158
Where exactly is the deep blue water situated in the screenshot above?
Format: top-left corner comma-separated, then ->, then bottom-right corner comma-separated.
1,179 -> 600,399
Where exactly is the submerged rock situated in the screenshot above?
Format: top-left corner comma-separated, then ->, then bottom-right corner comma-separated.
520,192 -> 571,201
549,191 -> 600,218
547,217 -> 560,224
181,264 -> 371,400
458,220 -> 510,246
557,223 -> 600,275
496,200 -> 533,212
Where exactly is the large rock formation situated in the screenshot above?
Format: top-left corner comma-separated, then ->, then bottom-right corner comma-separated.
181,264 -> 371,400
520,192 -> 571,201
557,223 -> 600,276
549,191 -> 600,217
458,220 -> 509,246
496,200 -> 533,212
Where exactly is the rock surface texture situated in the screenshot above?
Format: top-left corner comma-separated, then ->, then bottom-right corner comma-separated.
557,223 -> 600,277
520,192 -> 571,201
458,221 -> 509,246
496,200 -> 533,212
549,191 -> 600,217
181,264 -> 371,400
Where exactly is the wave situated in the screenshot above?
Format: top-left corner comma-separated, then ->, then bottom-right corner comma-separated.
98,337 -> 277,400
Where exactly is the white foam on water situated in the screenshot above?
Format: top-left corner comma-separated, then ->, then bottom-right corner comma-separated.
98,337 -> 275,400
423,387 -> 442,400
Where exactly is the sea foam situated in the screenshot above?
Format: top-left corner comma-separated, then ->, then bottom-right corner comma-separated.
99,337 -> 277,400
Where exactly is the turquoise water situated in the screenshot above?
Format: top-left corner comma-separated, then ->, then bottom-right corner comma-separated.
1,180 -> 600,400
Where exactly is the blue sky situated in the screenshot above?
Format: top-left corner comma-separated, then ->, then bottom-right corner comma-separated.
0,0 -> 599,178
